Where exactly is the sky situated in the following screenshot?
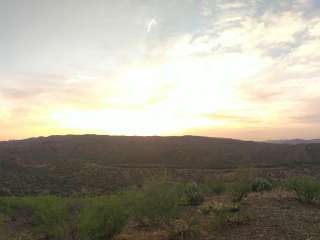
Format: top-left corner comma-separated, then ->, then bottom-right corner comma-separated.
1,0 -> 320,141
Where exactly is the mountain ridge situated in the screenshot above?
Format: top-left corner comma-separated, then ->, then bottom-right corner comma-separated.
1,134 -> 320,195
0,134 -> 319,168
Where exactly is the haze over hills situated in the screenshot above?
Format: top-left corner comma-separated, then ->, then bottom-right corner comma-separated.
1,135 -> 320,195
267,139 -> 320,144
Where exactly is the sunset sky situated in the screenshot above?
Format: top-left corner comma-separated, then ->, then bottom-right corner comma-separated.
1,0 -> 320,141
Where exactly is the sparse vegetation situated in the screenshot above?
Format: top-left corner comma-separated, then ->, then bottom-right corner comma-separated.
181,182 -> 205,206
0,214 -> 5,228
226,212 -> 253,226
0,136 -> 320,239
0,172 -> 320,239
251,178 -> 273,192
168,218 -> 199,240
225,167 -> 258,202
0,178 -> 185,239
227,182 -> 251,202
0,196 -> 69,239
126,178 -> 183,227
286,176 -> 320,204
2,135 -> 320,196
204,180 -> 226,195
200,202 -> 240,229
200,202 -> 239,216
78,196 -> 129,240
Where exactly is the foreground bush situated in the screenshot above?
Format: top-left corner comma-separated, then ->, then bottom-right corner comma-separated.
0,178 -> 185,238
227,182 -> 251,202
182,183 -> 205,206
79,196 -> 129,240
0,196 -> 68,239
1,177 -> 262,238
200,202 -> 239,216
286,176 -> 320,204
200,202 -> 239,229
251,178 -> 273,192
224,167 -> 258,202
204,180 -> 226,195
126,178 -> 182,227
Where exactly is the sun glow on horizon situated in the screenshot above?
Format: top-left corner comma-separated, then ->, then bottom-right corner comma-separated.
1,0 -> 320,140
47,53 -> 269,136
51,109 -> 222,136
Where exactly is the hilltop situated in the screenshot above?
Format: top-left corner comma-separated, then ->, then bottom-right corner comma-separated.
1,135 -> 320,168
0,135 -> 320,195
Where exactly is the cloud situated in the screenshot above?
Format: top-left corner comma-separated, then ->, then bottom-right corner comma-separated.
309,20 -> 320,36
218,2 -> 248,10
1,0 -> 320,140
292,114 -> 320,124
205,112 -> 262,124
198,2 -> 320,132
146,18 -> 157,33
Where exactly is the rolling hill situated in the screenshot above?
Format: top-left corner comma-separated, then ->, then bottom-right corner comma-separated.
0,135 -> 319,195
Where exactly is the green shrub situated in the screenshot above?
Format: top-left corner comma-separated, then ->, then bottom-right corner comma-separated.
224,167 -> 257,202
0,196 -> 68,238
227,182 -> 251,202
200,202 -> 239,216
182,183 -> 205,206
0,178 -> 210,237
0,214 -> 5,228
251,178 -> 273,192
126,178 -> 182,227
210,208 -> 229,229
0,197 -> 15,216
200,202 -> 239,229
204,180 -> 226,195
286,176 -> 320,204
21,196 -> 68,238
78,195 -> 129,240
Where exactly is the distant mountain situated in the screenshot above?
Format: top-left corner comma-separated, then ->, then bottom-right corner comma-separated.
2,135 -> 319,169
267,139 -> 320,144
0,135 -> 320,195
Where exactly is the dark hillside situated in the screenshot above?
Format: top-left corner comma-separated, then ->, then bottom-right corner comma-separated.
0,135 -> 319,168
0,135 -> 319,195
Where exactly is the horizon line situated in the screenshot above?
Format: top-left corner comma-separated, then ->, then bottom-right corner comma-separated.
1,133 -> 320,143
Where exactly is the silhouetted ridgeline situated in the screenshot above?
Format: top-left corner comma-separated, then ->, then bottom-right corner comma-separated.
267,139 -> 320,144
0,135 -> 320,195
0,135 -> 319,168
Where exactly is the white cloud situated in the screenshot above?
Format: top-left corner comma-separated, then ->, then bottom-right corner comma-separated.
209,11 -> 308,51
146,18 -> 157,33
260,11 -> 306,45
218,2 -> 249,10
182,3 -> 320,130
309,19 -> 320,36
2,0 -> 320,140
